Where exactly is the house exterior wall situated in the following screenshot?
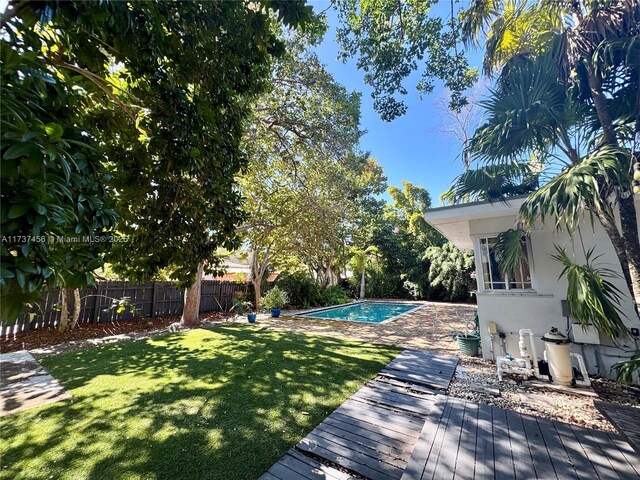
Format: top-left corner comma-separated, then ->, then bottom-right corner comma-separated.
468,203 -> 640,380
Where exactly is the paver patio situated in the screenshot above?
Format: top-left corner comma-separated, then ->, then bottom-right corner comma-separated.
254,301 -> 476,356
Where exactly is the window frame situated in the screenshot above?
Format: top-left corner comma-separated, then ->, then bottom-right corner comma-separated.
473,234 -> 536,293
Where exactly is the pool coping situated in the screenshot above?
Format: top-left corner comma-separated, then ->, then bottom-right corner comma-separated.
292,300 -> 426,324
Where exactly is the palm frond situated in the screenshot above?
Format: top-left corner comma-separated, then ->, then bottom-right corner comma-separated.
442,160 -> 537,204
493,228 -> 528,277
551,246 -> 629,340
460,0 -> 504,48
518,146 -> 630,232
468,55 -> 585,163
611,351 -> 640,384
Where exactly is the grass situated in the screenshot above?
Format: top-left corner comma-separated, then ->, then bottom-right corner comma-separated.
0,326 -> 399,480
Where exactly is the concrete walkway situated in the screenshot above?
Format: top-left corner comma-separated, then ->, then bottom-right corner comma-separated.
0,350 -> 70,416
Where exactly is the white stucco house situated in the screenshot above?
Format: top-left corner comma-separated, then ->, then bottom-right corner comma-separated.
425,195 -> 640,380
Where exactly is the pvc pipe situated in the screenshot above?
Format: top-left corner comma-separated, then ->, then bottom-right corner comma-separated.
570,352 -> 591,387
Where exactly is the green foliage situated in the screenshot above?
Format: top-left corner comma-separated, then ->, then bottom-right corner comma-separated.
551,246 -> 629,340
322,285 -> 351,306
231,299 -> 254,316
334,0 -> 477,120
0,327 -> 399,480
240,35 -> 386,301
259,286 -> 289,310
355,181 -> 447,300
277,272 -> 350,308
493,228 -> 528,278
423,242 -> 475,302
0,8 -> 118,321
360,268 -> 410,299
611,351 -> 640,385
277,272 -> 325,308
443,161 -> 538,204
458,0 -> 640,323
0,0 -> 315,321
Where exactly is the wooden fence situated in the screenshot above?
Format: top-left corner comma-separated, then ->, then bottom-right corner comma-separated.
2,280 -> 252,336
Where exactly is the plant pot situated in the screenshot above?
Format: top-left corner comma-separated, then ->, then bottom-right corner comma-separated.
271,308 -> 281,318
456,334 -> 480,357
247,313 -> 257,323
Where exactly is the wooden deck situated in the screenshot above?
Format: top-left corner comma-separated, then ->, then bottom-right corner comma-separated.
260,350 -> 457,480
402,395 -> 640,480
596,401 -> 640,454
260,349 -> 640,480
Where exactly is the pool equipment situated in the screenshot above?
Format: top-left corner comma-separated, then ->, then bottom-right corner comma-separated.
541,327 -> 573,385
497,329 -> 547,381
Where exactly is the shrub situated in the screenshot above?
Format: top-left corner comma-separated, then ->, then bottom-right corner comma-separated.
259,286 -> 289,310
277,272 -> 325,308
322,285 -> 351,305
277,272 -> 351,308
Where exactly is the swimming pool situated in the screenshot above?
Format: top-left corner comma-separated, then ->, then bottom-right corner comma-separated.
298,301 -> 422,323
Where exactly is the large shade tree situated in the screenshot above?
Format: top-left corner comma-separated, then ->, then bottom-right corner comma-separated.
240,38 -> 386,305
0,0 -> 314,325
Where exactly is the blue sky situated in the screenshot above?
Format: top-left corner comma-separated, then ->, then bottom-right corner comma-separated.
312,1 -> 486,204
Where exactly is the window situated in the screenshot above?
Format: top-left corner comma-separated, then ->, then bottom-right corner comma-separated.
478,236 -> 533,291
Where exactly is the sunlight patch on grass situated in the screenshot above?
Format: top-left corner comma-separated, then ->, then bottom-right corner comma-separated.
0,326 -> 399,480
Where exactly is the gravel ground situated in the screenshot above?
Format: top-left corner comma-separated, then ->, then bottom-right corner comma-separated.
448,355 -> 639,433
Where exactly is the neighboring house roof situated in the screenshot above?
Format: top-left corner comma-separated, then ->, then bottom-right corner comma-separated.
424,195 -> 528,249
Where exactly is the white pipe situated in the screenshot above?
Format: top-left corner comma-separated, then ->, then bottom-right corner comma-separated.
519,329 -> 541,378
570,352 -> 591,387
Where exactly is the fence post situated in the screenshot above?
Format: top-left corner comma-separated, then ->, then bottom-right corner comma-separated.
151,281 -> 158,317
92,284 -> 101,323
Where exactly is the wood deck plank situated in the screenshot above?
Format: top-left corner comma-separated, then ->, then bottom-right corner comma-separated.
552,420 -> 603,480
333,404 -> 423,437
287,449 -> 356,480
606,432 -> 640,477
354,387 -> 434,415
420,396 -> 456,480
586,428 -> 640,480
490,406 -> 516,480
322,414 -> 417,450
569,423 -> 621,480
298,435 -> 400,480
401,395 -> 449,480
504,409 -> 536,480
452,400 -> 479,480
433,397 -> 467,480
534,416 -> 579,480
520,414 -> 557,479
310,427 -> 409,468
472,400 -> 494,480
595,401 -> 640,454
315,421 -> 412,462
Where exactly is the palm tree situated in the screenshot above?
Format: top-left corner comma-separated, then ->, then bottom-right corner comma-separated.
350,246 -> 378,300
458,0 -> 640,318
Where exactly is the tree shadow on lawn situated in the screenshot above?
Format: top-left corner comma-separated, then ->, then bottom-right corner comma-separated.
0,326 -> 400,480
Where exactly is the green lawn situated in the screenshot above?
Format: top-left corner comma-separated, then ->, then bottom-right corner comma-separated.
0,326 -> 399,480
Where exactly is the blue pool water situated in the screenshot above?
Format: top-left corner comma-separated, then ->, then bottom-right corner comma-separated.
299,302 -> 420,323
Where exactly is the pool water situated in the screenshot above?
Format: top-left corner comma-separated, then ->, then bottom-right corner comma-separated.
299,302 -> 420,323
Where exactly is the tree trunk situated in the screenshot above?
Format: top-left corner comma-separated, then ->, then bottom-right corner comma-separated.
181,263 -> 204,326
587,69 -> 640,319
58,288 -> 81,332
359,268 -> 365,300
253,273 -> 263,309
619,195 -> 640,318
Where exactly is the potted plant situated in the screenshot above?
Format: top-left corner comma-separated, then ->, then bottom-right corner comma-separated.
451,310 -> 481,356
231,299 -> 256,323
259,286 -> 289,318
